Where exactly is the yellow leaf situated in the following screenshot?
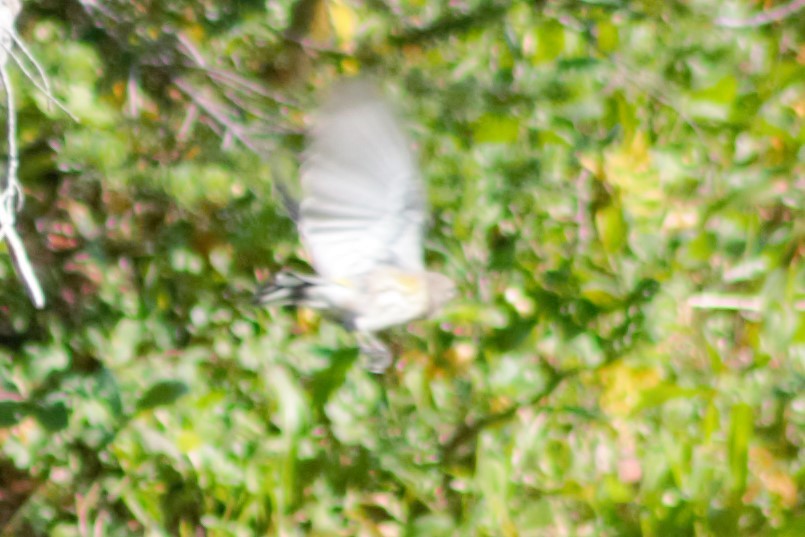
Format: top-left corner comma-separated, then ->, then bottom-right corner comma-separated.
309,0 -> 331,44
599,363 -> 661,416
604,131 -> 652,182
186,24 -> 205,43
603,131 -> 662,219
750,447 -> 798,508
178,430 -> 202,453
329,0 -> 358,50
578,152 -> 603,177
594,204 -> 627,253
339,57 -> 360,75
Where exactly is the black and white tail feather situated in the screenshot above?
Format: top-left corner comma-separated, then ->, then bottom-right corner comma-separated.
253,272 -> 319,307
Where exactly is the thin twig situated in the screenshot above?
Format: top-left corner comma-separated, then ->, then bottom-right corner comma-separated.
177,102 -> 198,141
440,369 -> 573,461
174,77 -> 299,219
176,31 -> 207,68
176,29 -> 295,108
76,0 -> 122,24
2,33 -> 78,121
174,77 -> 262,153
688,293 -> 805,312
390,0 -> 511,45
202,67 -> 297,107
222,88 -> 277,122
715,0 -> 805,28
126,65 -> 139,117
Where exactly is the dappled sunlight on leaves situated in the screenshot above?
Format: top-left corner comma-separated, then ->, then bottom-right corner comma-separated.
0,0 -> 802,535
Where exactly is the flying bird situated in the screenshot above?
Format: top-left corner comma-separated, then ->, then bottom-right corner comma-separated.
255,79 -> 455,372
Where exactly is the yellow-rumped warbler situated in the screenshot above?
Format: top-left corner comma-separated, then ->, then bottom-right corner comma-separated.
255,79 -> 455,372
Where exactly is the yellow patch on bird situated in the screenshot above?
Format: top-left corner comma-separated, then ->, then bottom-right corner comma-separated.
395,274 -> 422,292
334,277 -> 356,288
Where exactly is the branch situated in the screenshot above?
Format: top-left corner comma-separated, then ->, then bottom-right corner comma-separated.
173,77 -> 300,220
440,368 -> 573,462
390,1 -> 511,45
715,0 -> 805,28
174,77 -> 265,154
202,67 -> 297,108
440,277 -> 659,462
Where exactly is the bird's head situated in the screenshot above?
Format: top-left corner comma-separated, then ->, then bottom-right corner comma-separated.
424,271 -> 457,316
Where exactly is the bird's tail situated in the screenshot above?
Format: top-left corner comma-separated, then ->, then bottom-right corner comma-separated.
253,272 -> 318,305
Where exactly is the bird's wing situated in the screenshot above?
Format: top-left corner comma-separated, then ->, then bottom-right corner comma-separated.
299,79 -> 425,279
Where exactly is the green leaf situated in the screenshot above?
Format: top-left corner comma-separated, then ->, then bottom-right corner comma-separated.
0,400 -> 28,428
633,384 -> 712,413
33,401 -> 70,432
683,76 -> 738,121
595,204 -> 627,253
266,364 -> 309,436
556,57 -> 601,71
136,380 -> 189,412
310,347 -> 359,410
596,20 -> 619,52
409,514 -> 456,536
472,114 -> 520,144
727,403 -> 753,496
531,21 -> 566,64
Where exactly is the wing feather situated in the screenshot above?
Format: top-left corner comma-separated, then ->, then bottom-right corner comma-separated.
299,80 -> 425,278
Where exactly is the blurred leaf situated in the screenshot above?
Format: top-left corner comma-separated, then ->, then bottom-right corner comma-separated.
580,278 -> 620,308
683,76 -> 738,121
595,204 -> 627,253
408,514 -> 456,536
32,401 -> 69,432
60,129 -> 129,174
95,368 -> 124,419
557,57 -> 601,71
109,318 -> 142,366
750,447 -> 798,508
473,114 -> 519,144
136,380 -> 189,412
309,347 -> 359,410
0,400 -> 28,428
266,364 -> 309,436
634,384 -> 712,413
774,515 -> 805,537
329,0 -> 358,48
531,21 -> 565,64
600,363 -> 662,416
596,20 -> 619,52
727,403 -> 753,496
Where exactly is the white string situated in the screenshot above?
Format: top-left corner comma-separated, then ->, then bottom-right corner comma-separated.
0,0 -> 46,308
1,30 -> 77,121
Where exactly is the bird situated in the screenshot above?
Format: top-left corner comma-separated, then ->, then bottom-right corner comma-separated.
254,78 -> 455,372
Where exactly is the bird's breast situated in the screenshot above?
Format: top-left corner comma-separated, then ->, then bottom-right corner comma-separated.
351,269 -> 429,332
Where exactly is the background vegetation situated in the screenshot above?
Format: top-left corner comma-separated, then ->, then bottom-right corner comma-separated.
1,0 -> 803,534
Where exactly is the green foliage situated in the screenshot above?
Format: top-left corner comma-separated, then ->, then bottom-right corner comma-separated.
0,0 -> 803,535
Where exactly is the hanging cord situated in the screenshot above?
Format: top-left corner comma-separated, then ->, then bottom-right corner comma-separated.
0,0 -> 76,308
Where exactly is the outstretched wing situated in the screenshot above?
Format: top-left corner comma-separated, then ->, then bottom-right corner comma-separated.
298,79 -> 426,279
